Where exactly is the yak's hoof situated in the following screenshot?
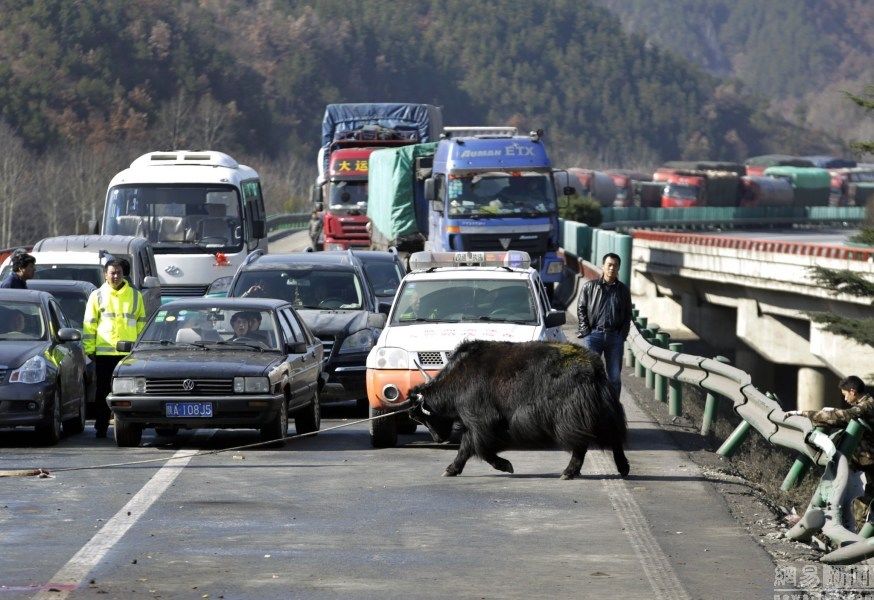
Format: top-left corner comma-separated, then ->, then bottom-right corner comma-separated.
560,471 -> 579,480
443,467 -> 460,477
616,460 -> 630,478
493,459 -> 514,474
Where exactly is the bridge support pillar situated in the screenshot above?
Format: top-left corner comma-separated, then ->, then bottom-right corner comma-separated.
797,367 -> 828,412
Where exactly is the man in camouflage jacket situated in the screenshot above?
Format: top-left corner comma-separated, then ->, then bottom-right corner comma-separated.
791,376 -> 873,528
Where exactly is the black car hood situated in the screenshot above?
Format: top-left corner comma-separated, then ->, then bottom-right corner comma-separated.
0,341 -> 50,369
297,310 -> 370,337
117,348 -> 282,378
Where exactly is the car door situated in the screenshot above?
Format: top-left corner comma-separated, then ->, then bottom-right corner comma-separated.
47,300 -> 82,416
279,308 -> 321,406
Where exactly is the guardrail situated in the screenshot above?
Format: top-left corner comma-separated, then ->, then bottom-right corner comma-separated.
266,212 -> 310,242
627,312 -> 874,564
632,230 -> 874,262
599,206 -> 866,231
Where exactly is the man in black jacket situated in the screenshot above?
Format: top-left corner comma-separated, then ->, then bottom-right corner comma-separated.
0,252 -> 36,289
576,253 -> 632,397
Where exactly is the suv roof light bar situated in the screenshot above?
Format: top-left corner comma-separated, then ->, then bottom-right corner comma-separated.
408,250 -> 530,271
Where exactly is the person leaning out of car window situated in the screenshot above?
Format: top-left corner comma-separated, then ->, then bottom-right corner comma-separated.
0,252 -> 36,289
83,259 -> 147,438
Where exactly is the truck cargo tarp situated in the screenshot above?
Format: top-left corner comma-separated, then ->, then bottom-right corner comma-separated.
367,143 -> 438,243
763,166 -> 831,189
321,104 -> 442,149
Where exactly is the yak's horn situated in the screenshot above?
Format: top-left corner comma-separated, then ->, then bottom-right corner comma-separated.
413,359 -> 433,382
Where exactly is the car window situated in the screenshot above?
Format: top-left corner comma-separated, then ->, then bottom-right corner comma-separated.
281,310 -> 306,342
0,301 -> 47,340
277,311 -> 297,343
289,309 -> 314,344
234,269 -> 364,311
51,290 -> 88,329
139,307 -> 279,349
49,300 -> 69,331
363,261 -> 403,297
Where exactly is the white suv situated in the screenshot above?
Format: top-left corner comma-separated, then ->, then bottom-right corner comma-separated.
365,250 -> 566,446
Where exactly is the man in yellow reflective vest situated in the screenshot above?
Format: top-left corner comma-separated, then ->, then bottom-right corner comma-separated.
83,259 -> 147,437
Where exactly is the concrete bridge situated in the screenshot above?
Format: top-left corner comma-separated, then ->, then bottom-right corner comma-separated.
628,230 -> 874,410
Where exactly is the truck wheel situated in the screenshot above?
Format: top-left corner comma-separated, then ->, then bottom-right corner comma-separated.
294,388 -> 321,435
260,399 -> 288,447
114,417 -> 143,447
369,406 -> 397,448
36,394 -> 62,446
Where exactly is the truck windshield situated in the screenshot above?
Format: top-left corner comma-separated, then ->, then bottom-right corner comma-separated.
328,180 -> 368,214
103,184 -> 244,253
233,269 -> 364,311
447,173 -> 556,217
392,279 -> 536,325
664,184 -> 698,200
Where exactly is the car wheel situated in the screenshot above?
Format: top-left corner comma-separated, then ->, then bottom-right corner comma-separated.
397,412 -> 417,435
155,427 -> 179,437
294,388 -> 321,435
369,406 -> 397,448
36,393 -> 62,446
63,386 -> 86,436
260,397 -> 288,447
115,417 -> 143,447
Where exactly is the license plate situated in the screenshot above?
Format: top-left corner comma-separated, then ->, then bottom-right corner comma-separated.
165,402 -> 214,418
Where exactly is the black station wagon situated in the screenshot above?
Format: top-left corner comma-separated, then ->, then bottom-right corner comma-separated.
107,298 -> 322,447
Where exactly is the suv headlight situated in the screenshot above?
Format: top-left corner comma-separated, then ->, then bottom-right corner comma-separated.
112,377 -> 146,395
234,377 -> 270,393
366,347 -> 409,370
9,356 -> 47,384
338,329 -> 377,354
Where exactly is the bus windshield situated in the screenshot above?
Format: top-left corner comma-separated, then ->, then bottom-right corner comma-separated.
103,184 -> 244,253
446,172 -> 556,218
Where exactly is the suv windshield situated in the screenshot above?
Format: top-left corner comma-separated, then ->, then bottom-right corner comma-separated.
140,307 -> 279,350
447,172 -> 556,217
0,302 -> 47,341
103,184 -> 243,253
234,269 -> 364,310
391,279 -> 536,325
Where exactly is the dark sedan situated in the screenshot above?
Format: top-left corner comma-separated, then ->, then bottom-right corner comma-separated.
0,290 -> 87,444
106,298 -> 323,447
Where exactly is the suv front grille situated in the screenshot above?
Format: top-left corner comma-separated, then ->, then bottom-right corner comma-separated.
162,284 -> 209,297
145,378 -> 234,395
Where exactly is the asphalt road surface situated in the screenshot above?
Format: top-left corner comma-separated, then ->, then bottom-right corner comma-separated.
0,319 -> 778,599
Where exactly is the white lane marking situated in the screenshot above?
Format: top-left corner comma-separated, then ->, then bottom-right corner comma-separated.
589,450 -> 691,600
33,447 -> 199,600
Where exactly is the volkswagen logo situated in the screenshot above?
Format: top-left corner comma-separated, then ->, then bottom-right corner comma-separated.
182,379 -> 196,392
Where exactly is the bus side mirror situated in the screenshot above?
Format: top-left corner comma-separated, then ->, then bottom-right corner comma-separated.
424,178 -> 435,202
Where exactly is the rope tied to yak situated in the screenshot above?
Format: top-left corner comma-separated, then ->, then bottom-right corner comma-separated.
0,408 -> 411,478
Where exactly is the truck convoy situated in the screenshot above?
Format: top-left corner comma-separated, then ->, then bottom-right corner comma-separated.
657,168 -> 741,208
366,128 -> 569,288
310,103 -> 443,251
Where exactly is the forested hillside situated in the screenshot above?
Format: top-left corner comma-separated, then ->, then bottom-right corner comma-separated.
0,0 -> 848,245
595,0 -> 874,145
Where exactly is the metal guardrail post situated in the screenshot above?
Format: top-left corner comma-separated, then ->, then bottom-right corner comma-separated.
716,421 -> 751,457
654,332 -> 670,403
626,310 -> 640,368
667,341 -> 683,416
645,325 -> 660,389
635,316 -> 648,378
701,356 -> 730,435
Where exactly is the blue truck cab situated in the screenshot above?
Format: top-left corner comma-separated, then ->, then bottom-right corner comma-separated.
423,129 -> 565,284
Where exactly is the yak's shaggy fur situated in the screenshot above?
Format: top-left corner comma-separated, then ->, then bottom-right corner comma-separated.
409,340 -> 629,479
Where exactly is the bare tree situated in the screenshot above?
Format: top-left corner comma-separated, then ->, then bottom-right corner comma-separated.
0,124 -> 32,247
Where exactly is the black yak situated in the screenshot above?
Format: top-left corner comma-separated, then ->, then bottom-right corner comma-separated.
405,340 -> 629,479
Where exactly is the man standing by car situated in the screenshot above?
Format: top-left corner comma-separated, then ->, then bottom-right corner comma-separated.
576,253 -> 632,398
83,259 -> 147,437
0,252 -> 36,289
